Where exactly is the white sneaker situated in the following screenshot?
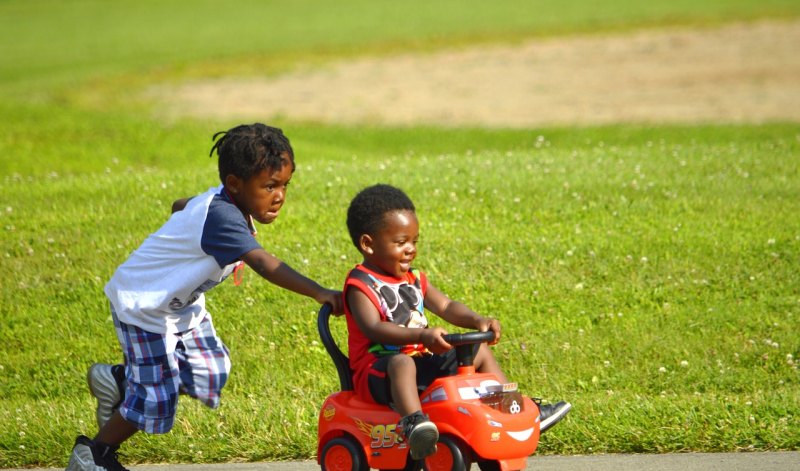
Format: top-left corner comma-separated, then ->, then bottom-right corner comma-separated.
86,364 -> 125,430
66,435 -> 128,470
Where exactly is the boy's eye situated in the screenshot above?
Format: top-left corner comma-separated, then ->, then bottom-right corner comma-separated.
266,181 -> 289,192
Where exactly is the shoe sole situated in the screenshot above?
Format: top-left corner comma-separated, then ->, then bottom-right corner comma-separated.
408,422 -> 439,460
66,440 -> 98,471
87,363 -> 123,430
539,402 -> 572,433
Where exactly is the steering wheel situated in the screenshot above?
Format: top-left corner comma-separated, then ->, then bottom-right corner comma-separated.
442,330 -> 496,367
442,330 -> 496,346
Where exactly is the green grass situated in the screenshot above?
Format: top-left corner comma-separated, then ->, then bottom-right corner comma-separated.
0,0 -> 799,468
2,123 -> 798,466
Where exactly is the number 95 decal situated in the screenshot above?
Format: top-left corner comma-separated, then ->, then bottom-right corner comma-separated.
370,424 -> 401,448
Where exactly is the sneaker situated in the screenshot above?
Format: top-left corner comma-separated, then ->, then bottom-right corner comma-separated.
66,435 -> 128,471
538,400 -> 572,433
87,364 -> 126,430
398,411 -> 439,460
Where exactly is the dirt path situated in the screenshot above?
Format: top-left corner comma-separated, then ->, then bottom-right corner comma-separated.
158,20 -> 800,127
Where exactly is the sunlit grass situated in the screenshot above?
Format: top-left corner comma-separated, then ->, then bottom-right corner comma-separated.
1,123 -> 798,467
1,0 -> 799,467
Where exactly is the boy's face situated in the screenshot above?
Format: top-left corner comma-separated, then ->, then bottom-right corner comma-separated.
361,209 -> 419,278
225,157 -> 293,224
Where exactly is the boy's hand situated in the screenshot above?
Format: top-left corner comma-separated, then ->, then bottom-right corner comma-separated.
317,289 -> 344,315
476,317 -> 501,345
421,326 -> 451,354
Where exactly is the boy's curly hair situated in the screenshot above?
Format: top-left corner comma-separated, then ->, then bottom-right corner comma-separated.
209,123 -> 295,183
347,184 -> 416,248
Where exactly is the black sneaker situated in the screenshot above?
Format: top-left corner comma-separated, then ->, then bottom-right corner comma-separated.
398,411 -> 439,460
66,435 -> 129,471
538,400 -> 572,433
87,363 -> 126,430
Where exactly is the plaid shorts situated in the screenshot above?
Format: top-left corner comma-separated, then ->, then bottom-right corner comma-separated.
112,306 -> 231,434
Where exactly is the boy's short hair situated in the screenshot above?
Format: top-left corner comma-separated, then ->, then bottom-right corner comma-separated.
347,184 -> 416,248
210,123 -> 295,183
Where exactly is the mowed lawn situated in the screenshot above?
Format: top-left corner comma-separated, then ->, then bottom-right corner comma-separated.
1,1 -> 799,468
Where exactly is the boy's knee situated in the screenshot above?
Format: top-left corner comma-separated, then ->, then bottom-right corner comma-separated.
119,392 -> 179,434
387,354 -> 415,375
121,361 -> 181,434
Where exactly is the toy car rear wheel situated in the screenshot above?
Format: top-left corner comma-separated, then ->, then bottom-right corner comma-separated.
423,435 -> 471,471
320,436 -> 368,471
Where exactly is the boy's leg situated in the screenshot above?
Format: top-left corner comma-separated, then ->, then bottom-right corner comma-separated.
113,307 -> 183,434
366,354 -> 439,460
474,343 -> 508,383
173,313 -> 231,409
387,355 -> 438,460
386,354 -> 424,416
472,343 -> 571,433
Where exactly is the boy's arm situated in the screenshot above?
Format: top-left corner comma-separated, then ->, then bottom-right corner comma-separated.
172,197 -> 193,213
242,247 -> 343,313
424,282 -> 501,344
347,288 -> 451,354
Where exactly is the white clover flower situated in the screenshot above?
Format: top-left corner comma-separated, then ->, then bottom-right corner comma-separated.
680,360 -> 689,368
658,366 -> 667,373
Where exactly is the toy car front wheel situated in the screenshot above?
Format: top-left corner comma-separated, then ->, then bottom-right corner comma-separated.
477,460 -> 502,471
320,436 -> 368,471
423,435 -> 471,471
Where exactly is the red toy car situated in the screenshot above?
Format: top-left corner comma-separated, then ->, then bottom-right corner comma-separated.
316,304 -> 542,471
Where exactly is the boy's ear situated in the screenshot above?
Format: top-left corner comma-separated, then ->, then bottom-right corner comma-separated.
358,234 -> 374,255
224,174 -> 242,194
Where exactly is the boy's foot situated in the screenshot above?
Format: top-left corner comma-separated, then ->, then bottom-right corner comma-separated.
87,363 -> 126,430
398,411 -> 439,460
539,400 -> 572,433
66,435 -> 129,471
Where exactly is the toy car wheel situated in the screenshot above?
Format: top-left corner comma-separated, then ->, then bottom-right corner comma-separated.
477,460 -> 502,471
423,435 -> 471,471
320,436 -> 368,471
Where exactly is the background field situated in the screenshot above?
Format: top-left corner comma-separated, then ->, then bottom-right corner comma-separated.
1,0 -> 799,468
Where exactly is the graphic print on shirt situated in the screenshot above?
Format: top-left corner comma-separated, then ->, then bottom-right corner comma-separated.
367,272 -> 426,329
168,270 -> 236,311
